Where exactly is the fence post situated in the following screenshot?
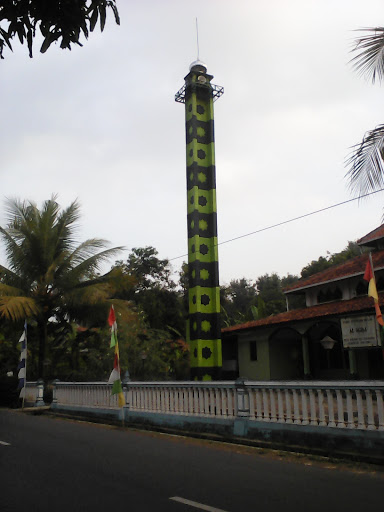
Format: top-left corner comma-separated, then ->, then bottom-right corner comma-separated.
234,378 -> 249,437
35,379 -> 45,407
51,379 -> 59,405
235,378 -> 250,418
122,372 -> 130,411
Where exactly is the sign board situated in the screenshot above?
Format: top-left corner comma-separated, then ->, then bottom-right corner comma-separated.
341,315 -> 381,348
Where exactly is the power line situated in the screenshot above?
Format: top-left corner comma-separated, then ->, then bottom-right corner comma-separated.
169,188 -> 384,262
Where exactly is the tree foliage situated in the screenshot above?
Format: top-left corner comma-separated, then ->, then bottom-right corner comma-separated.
116,246 -> 174,292
0,196 -> 130,378
256,273 -> 288,316
113,247 -> 189,379
300,256 -> 332,279
114,247 -> 184,334
300,241 -> 362,279
120,327 -> 189,381
346,27 -> 384,197
0,0 -> 120,59
221,278 -> 258,327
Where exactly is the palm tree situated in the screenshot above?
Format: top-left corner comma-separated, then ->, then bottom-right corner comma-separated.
346,28 -> 384,195
0,196 -> 127,378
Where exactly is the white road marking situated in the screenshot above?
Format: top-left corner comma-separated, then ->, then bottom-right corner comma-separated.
0,440 -> 11,446
169,496 -> 228,512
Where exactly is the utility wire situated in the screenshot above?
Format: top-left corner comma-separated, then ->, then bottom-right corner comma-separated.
169,188 -> 384,262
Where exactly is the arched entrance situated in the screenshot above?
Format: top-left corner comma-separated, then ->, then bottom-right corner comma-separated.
306,321 -> 350,379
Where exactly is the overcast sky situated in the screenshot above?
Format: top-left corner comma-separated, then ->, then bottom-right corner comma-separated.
1,0 -> 384,285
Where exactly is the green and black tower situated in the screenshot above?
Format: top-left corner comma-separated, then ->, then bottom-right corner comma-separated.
175,60 -> 224,380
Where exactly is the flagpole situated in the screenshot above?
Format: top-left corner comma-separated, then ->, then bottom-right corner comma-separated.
23,322 -> 27,409
107,305 -> 126,427
369,252 -> 375,280
366,254 -> 384,359
17,321 -> 27,410
22,364 -> 26,410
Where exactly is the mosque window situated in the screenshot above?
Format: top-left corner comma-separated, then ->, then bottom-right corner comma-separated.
356,280 -> 368,296
317,287 -> 342,304
249,341 -> 257,361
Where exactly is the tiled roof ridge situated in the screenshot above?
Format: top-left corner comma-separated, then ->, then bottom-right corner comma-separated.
357,224 -> 384,246
284,250 -> 384,293
283,252 -> 366,292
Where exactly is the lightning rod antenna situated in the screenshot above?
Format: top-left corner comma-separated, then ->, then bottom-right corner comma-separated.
196,17 -> 200,61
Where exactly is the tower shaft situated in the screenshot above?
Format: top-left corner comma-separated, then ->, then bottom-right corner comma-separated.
176,62 -> 223,380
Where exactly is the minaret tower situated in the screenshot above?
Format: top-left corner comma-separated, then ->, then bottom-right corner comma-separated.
175,60 -> 224,380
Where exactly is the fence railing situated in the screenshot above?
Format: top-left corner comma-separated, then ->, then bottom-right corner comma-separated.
244,381 -> 384,431
52,380 -> 384,431
126,382 -> 237,417
53,381 -> 237,417
54,381 -> 121,408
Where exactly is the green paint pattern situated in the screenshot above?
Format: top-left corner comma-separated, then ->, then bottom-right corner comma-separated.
177,62 -> 223,380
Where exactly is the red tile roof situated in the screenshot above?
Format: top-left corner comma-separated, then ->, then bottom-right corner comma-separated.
357,224 -> 384,247
222,294 -> 384,334
284,250 -> 384,294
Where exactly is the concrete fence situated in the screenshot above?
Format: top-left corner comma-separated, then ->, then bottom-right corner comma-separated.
51,380 -> 384,431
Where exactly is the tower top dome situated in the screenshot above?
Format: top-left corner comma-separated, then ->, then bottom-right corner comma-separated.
189,60 -> 207,73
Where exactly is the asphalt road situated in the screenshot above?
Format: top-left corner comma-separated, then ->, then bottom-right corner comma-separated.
0,409 -> 383,512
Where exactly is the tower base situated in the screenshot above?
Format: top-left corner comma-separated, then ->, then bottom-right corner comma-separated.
190,366 -> 222,381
